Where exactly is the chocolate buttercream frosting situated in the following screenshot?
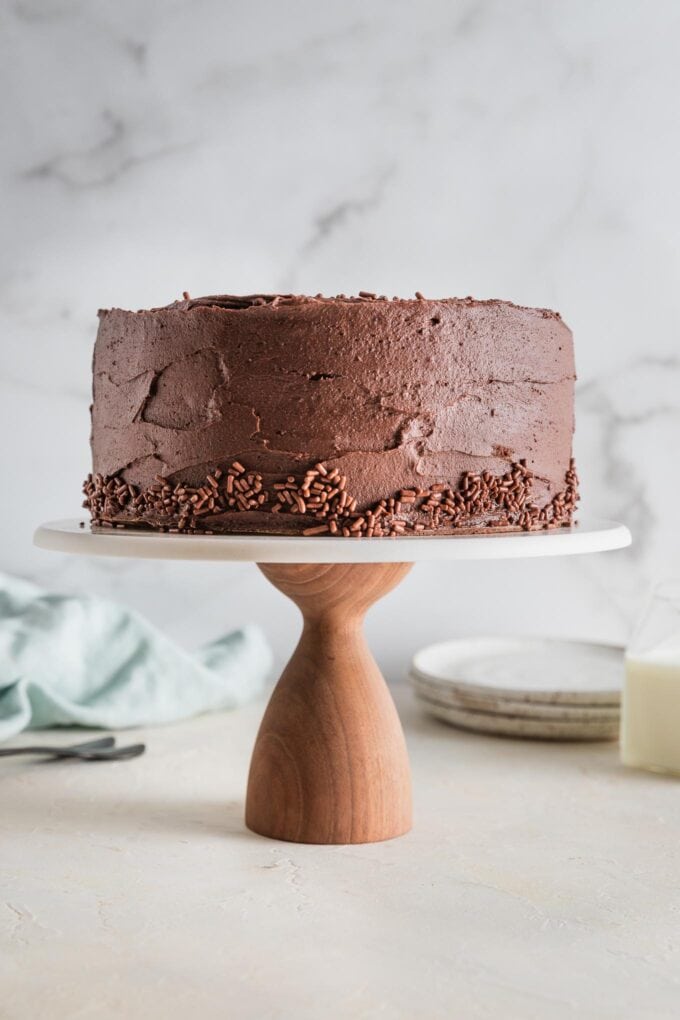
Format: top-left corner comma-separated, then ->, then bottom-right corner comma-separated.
85,292 -> 578,536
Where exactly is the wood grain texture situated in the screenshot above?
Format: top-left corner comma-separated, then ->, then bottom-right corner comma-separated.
246,562 -> 413,844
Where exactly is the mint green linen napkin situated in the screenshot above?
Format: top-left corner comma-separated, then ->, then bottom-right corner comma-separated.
0,573 -> 273,741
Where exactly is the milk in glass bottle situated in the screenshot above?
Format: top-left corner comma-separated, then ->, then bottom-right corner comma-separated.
622,581 -> 680,775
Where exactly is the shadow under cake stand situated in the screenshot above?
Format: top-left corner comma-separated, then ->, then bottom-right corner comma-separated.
34,517 -> 631,845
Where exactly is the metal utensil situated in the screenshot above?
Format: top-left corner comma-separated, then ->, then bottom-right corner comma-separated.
0,736 -> 145,761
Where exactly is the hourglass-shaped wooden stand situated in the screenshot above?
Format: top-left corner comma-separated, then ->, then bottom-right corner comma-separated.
34,518 -> 631,845
246,562 -> 413,844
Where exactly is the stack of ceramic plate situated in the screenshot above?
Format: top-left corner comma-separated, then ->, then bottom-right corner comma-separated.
410,638 -> 624,740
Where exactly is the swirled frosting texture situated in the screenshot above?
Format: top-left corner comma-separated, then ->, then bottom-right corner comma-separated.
90,294 -> 575,533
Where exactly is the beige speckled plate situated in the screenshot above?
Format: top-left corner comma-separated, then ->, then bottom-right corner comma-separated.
418,696 -> 619,741
411,637 -> 624,706
411,673 -> 621,721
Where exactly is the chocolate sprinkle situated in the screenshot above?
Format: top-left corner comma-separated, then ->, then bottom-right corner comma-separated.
83,459 -> 579,538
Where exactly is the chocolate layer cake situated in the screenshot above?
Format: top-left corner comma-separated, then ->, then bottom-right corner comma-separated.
84,293 -> 578,537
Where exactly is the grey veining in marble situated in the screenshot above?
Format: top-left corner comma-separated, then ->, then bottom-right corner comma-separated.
2,0 -> 679,674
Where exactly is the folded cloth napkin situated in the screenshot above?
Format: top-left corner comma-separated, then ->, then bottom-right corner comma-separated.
0,572 -> 273,741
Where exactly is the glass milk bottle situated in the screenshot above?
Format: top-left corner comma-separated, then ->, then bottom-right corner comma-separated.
621,581 -> 680,775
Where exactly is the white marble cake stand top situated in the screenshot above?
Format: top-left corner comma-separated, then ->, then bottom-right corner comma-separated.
34,516 -> 631,563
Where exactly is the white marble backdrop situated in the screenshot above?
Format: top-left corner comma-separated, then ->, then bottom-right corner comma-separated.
2,0 -> 679,677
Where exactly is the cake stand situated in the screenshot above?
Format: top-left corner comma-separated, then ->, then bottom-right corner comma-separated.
34,517 -> 631,845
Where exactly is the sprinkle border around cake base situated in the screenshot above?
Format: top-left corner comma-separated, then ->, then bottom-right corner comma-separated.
83,459 -> 579,538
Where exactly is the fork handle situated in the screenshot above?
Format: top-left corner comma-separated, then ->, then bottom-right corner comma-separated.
0,746 -> 57,757
0,736 -> 116,758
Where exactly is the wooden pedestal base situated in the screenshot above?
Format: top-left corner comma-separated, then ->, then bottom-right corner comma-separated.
245,562 -> 413,844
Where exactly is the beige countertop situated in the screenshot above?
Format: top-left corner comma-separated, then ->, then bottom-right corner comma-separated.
2,685 -> 679,1020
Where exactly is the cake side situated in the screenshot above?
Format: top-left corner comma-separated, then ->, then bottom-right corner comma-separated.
85,293 -> 578,536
